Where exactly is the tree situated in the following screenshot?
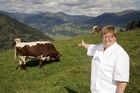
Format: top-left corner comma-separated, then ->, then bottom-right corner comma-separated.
126,20 -> 140,31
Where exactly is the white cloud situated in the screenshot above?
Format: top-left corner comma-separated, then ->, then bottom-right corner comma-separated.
0,0 -> 140,16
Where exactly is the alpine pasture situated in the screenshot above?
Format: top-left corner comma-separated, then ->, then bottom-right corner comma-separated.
0,29 -> 140,93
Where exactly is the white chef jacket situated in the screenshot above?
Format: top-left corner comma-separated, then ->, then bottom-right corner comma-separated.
87,42 -> 129,93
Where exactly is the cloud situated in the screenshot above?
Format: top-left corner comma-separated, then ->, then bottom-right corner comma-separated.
0,0 -> 140,16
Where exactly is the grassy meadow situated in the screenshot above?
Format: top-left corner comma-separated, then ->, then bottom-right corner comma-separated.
0,29 -> 140,93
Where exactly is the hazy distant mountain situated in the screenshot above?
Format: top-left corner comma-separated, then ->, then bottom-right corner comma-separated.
4,10 -> 140,28
2,11 -> 91,32
1,10 -> 140,38
0,11 -> 34,22
84,10 -> 140,27
0,13 -> 52,50
115,10 -> 140,16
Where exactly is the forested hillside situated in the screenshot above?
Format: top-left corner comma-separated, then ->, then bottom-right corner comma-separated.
0,13 -> 52,50
1,10 -> 140,38
0,29 -> 139,93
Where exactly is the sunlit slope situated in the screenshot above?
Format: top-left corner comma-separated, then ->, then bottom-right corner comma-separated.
0,29 -> 140,93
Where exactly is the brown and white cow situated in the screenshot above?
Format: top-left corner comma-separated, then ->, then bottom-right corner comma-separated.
91,26 -> 102,34
14,38 -> 61,70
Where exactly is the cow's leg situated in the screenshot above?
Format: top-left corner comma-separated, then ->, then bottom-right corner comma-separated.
39,59 -> 44,68
39,55 -> 47,68
19,56 -> 27,70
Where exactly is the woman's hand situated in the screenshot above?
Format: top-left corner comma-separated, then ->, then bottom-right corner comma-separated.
78,40 -> 85,47
78,40 -> 89,49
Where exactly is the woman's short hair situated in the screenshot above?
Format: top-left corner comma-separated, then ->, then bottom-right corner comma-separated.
101,25 -> 117,37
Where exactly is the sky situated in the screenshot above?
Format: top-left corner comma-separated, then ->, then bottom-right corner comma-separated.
0,0 -> 140,17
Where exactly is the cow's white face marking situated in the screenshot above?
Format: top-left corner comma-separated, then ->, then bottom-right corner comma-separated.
15,41 -> 51,48
92,26 -> 98,30
91,26 -> 98,33
14,38 -> 21,43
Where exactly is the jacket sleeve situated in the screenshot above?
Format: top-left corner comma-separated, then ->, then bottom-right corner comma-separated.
114,50 -> 130,82
87,44 -> 98,56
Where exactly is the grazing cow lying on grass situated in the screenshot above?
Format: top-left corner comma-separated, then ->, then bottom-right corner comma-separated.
14,38 -> 61,70
91,26 -> 102,34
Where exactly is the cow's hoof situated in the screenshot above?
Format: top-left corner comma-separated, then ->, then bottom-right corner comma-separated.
16,65 -> 20,70
39,64 -> 43,68
20,64 -> 27,70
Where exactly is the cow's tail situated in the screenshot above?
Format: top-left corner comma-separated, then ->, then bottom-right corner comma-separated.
14,47 -> 17,63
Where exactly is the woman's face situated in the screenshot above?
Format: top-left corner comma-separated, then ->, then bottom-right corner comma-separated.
103,32 -> 117,48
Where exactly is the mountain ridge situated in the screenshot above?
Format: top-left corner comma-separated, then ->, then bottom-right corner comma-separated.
84,10 -> 140,27
0,13 -> 53,50
0,9 -> 140,39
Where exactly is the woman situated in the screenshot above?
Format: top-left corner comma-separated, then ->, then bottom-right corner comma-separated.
79,25 -> 130,93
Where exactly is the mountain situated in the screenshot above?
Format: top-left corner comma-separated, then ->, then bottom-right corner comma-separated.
0,13 -> 53,50
1,11 -> 92,38
2,11 -> 91,32
45,22 -> 90,38
115,9 -> 140,16
0,11 -> 34,22
24,13 -> 65,32
1,10 -> 140,38
84,10 -> 140,27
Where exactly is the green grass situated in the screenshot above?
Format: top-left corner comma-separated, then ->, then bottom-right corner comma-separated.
0,29 -> 140,93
